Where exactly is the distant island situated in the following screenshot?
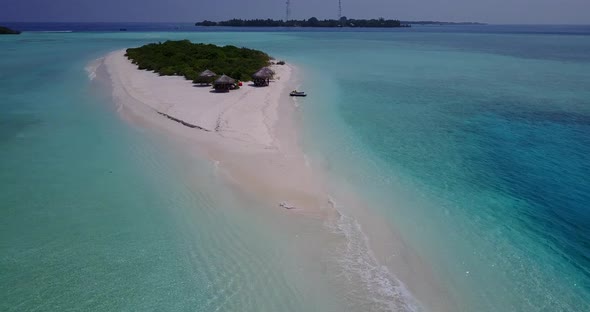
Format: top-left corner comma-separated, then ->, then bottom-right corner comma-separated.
402,21 -> 486,25
195,18 -> 486,28
125,40 -> 271,82
196,17 -> 409,28
0,26 -> 21,34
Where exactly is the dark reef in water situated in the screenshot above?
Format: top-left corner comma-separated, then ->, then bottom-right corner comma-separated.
0,26 -> 21,34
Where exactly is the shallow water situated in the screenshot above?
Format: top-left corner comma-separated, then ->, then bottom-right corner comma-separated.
0,32 -> 348,312
291,30 -> 590,311
1,25 -> 590,311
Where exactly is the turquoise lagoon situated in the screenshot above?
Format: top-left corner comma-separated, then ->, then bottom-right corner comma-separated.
1,25 -> 590,311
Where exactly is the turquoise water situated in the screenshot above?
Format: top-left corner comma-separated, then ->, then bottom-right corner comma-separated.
0,32 -> 351,311
289,31 -> 590,310
1,26 -> 590,311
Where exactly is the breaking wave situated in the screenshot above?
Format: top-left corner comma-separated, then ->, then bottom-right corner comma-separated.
85,57 -> 103,81
325,198 -> 422,312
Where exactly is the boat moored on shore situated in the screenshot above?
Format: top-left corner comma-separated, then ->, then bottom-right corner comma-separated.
290,90 -> 307,97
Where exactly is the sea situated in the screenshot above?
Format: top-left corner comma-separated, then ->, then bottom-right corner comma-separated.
1,23 -> 589,311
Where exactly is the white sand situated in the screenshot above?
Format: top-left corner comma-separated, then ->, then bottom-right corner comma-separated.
100,50 -> 454,311
106,50 -> 288,148
103,50 -> 330,216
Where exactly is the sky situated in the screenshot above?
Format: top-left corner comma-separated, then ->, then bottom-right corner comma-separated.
0,0 -> 589,24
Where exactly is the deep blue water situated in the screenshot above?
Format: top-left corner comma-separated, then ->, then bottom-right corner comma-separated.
283,27 -> 590,310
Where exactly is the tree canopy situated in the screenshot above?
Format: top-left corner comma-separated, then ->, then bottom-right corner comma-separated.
195,18 -> 408,28
125,40 -> 271,82
0,26 -> 21,34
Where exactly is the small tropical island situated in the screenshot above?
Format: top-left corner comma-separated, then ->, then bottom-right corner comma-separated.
125,40 -> 272,83
105,38 -> 296,144
0,26 -> 21,34
115,39 -> 293,133
101,33 -> 320,247
196,17 -> 409,28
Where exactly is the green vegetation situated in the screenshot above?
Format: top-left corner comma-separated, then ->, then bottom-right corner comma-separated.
125,40 -> 271,82
401,21 -> 485,25
196,17 -> 409,28
0,26 -> 21,34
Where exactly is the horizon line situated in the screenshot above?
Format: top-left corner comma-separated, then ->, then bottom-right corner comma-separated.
3,21 -> 590,26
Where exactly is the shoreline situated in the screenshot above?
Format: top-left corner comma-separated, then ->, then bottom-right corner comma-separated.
98,50 -> 451,311
102,49 -> 331,217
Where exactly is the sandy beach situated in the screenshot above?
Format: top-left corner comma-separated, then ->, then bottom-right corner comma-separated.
99,49 -> 453,311
102,50 -> 331,216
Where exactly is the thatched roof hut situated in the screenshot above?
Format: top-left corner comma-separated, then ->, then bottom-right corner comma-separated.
194,69 -> 217,85
253,67 -> 274,79
199,69 -> 217,78
261,67 -> 275,75
214,74 -> 236,85
252,67 -> 274,86
213,74 -> 236,91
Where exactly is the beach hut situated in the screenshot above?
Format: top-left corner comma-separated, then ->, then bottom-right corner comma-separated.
194,69 -> 217,85
252,67 -> 274,87
213,74 -> 236,92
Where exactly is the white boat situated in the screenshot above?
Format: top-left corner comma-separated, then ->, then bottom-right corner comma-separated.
290,90 -> 307,97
